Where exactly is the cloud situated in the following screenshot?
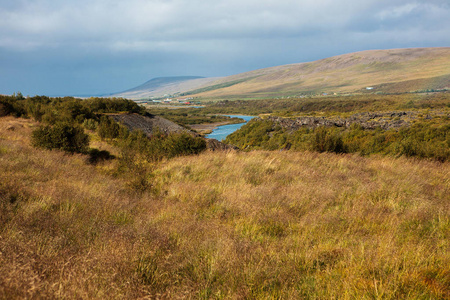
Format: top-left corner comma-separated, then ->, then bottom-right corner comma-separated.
2,1 -> 448,47
376,3 -> 419,19
0,0 -> 448,95
3,0 -> 434,49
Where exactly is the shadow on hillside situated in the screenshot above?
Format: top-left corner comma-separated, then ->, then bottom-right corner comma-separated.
87,148 -> 115,165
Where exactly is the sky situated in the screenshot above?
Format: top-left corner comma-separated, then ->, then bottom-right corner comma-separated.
1,0 -> 449,96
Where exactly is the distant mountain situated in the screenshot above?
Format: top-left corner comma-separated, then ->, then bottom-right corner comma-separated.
111,76 -> 222,99
112,48 -> 450,100
123,76 -> 204,93
189,47 -> 450,99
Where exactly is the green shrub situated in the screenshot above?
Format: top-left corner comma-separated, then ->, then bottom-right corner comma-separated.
83,119 -> 99,130
0,102 -> 10,117
311,127 -> 345,153
225,117 -> 449,161
83,97 -> 146,114
120,129 -> 207,163
0,96 -> 26,117
32,123 -> 89,153
225,120 -> 274,149
97,116 -> 121,139
398,137 -> 421,157
162,132 -> 207,158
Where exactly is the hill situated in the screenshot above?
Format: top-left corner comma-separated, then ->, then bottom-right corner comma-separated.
110,76 -> 222,100
188,47 -> 450,99
0,116 -> 449,298
110,48 -> 450,100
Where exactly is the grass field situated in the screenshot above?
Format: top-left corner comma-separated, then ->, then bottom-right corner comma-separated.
1,116 -> 449,299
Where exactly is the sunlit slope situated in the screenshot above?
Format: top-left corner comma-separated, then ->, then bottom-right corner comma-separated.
1,116 -> 449,298
111,76 -> 222,99
191,47 -> 450,98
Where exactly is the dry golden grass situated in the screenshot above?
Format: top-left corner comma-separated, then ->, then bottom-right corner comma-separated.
1,116 -> 449,299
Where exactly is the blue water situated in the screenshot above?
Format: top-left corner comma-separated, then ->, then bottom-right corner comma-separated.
206,115 -> 255,141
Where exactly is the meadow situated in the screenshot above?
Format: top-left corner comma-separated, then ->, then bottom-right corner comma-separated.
1,115 -> 449,299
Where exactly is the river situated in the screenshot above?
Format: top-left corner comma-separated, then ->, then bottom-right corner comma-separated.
206,115 -> 255,141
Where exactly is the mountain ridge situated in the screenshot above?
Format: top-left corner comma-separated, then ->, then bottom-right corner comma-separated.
111,47 -> 450,100
122,76 -> 205,93
111,76 -> 223,99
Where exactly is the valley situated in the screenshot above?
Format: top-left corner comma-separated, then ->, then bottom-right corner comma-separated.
1,47 -> 449,299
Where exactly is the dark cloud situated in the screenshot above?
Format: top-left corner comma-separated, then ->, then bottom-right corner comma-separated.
0,0 -> 448,95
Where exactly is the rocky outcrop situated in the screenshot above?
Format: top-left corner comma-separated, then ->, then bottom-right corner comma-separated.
109,113 -> 237,152
109,113 -> 192,137
260,111 -> 442,131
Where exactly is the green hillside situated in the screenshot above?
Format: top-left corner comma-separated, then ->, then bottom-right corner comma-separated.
190,47 -> 450,99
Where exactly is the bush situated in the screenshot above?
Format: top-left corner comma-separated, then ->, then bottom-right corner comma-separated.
83,119 -> 99,130
0,96 -> 26,117
311,127 -> 345,153
225,119 -> 274,149
162,132 -> 207,158
0,102 -> 10,117
97,116 -> 121,139
120,129 -> 207,163
32,123 -> 89,153
83,97 -> 146,114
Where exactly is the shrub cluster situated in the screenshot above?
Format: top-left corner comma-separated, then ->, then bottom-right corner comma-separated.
1,95 -> 202,160
97,115 -> 123,139
0,95 -> 146,124
0,96 -> 26,117
311,127 -> 345,153
0,93 -> 208,160
90,113 -> 207,163
120,129 -> 207,163
31,123 -> 89,153
225,118 -> 450,161
114,129 -> 206,191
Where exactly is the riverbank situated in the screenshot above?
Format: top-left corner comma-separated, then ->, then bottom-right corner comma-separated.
206,115 -> 256,141
189,115 -> 249,136
189,120 -> 242,135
